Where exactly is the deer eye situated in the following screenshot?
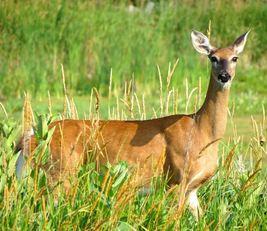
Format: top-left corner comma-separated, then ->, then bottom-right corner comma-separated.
210,56 -> 218,63
232,57 -> 238,62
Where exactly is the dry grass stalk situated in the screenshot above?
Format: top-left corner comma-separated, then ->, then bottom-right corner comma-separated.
61,64 -> 68,120
185,87 -> 197,114
126,79 -> 134,119
93,87 -> 100,121
108,68 -> 113,119
223,143 -> 238,177
62,95 -> 67,120
22,93 -> 33,133
58,221 -> 72,231
165,89 -> 174,116
250,116 -> 262,149
175,89 -> 178,114
116,95 -> 120,120
262,104 -> 265,130
61,63 -> 67,96
103,173 -> 116,200
260,105 -> 266,147
0,102 -> 8,120
203,190 -> 215,212
250,139 -> 261,160
198,138 -> 222,159
70,98 -> 78,119
157,65 -> 163,117
47,91 -> 52,116
120,99 -> 131,119
70,180 -> 80,205
90,167 -> 112,214
207,20 -> 211,40
154,147 -> 166,175
36,187 -> 47,199
11,181 -> 18,203
112,188 -> 137,225
142,94 -> 146,120
41,195 -> 47,222
203,220 -> 215,231
93,218 -> 110,231
152,108 -> 157,118
130,79 -> 135,119
114,169 -> 137,206
167,59 -> 179,92
89,89 -> 94,119
249,220 -> 261,231
134,93 -> 141,118
11,217 -> 18,231
231,99 -> 235,119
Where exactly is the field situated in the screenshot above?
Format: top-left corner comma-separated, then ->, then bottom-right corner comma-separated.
1,0 -> 267,230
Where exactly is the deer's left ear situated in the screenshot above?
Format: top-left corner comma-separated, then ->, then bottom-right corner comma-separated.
231,30 -> 250,55
191,30 -> 215,56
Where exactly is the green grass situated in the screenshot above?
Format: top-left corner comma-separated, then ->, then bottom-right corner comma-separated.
1,0 -> 267,108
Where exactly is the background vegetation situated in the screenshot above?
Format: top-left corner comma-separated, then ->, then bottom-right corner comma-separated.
0,0 -> 267,114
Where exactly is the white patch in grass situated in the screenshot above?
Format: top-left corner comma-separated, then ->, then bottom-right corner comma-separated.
16,129 -> 33,179
16,152 -> 25,179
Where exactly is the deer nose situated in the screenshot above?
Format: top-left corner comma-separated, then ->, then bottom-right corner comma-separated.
218,72 -> 231,83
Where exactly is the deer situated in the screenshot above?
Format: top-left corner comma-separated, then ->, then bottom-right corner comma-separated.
15,29 -> 249,220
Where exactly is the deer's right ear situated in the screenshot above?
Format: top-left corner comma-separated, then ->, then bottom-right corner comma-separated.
191,30 -> 214,55
231,30 -> 250,55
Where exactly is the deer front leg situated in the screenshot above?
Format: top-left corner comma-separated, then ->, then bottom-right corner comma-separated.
186,189 -> 202,221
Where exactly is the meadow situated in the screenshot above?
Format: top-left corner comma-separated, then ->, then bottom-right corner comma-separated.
0,0 -> 267,230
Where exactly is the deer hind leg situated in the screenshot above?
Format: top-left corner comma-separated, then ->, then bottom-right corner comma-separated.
186,189 -> 202,221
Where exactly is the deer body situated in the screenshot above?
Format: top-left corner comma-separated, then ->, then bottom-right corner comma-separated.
16,30 -> 249,219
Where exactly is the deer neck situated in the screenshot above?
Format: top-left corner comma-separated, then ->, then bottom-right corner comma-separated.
197,74 -> 231,140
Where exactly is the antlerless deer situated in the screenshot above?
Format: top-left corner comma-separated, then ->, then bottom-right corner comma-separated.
16,30 -> 249,219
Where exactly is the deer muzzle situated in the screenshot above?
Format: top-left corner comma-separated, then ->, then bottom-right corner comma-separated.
218,72 -> 231,83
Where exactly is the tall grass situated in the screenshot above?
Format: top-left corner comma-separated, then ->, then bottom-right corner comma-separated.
0,0 -> 267,103
0,60 -> 266,230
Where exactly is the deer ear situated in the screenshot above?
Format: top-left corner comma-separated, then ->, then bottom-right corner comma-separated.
230,30 -> 250,55
191,30 -> 214,55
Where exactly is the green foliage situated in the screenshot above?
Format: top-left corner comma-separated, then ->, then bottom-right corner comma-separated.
0,120 -> 20,192
1,0 -> 267,100
33,113 -> 57,165
97,161 -> 134,198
